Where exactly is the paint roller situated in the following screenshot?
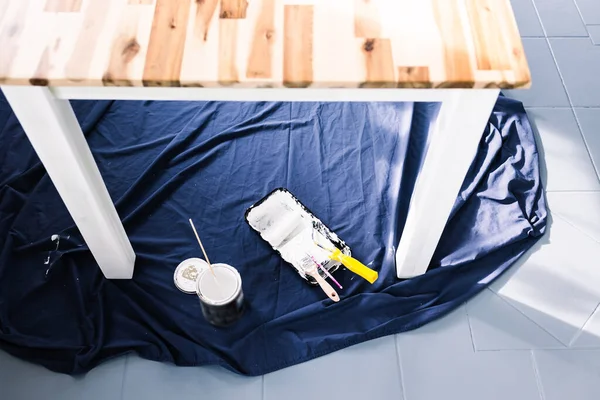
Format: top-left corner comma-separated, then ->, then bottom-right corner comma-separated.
245,188 -> 379,288
261,212 -> 307,249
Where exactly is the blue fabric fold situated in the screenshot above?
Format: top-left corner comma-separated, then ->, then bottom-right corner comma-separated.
0,92 -> 546,375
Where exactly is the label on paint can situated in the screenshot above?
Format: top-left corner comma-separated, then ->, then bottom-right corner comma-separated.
174,258 -> 209,294
196,263 -> 245,326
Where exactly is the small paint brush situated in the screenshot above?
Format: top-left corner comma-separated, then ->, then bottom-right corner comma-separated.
189,218 -> 216,277
309,255 -> 343,289
300,255 -> 339,302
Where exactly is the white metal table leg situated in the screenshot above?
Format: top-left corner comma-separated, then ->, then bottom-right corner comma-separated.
396,89 -> 500,279
1,86 -> 135,279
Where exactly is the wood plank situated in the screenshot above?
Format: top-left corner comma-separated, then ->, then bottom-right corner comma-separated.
180,0 -> 219,86
44,0 -> 82,12
473,69 -> 515,89
432,0 -> 474,88
0,2 -> 10,24
311,0 -> 362,87
360,38 -> 395,87
220,0 -> 248,19
0,0 -> 31,83
386,1 -> 446,85
466,0 -> 511,71
283,5 -> 313,88
5,1 -> 52,85
354,0 -> 381,38
27,9 -> 92,85
30,17 -> 68,88
397,66 -> 432,88
194,0 -> 219,40
496,0 -> 531,87
103,7 -> 144,86
218,19 -> 239,84
246,0 -> 275,79
143,0 -> 191,86
64,0 -> 113,81
30,48 -> 52,86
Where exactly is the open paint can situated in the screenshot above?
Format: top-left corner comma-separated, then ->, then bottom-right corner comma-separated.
196,263 -> 245,327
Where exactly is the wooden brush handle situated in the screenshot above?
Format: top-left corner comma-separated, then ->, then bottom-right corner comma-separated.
309,270 -> 340,302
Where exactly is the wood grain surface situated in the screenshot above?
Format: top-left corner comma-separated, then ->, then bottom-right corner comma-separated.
0,0 -> 531,88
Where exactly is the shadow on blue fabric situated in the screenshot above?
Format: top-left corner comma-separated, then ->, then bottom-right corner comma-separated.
0,92 -> 546,376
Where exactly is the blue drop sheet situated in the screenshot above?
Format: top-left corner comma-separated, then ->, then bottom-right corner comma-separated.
0,92 -> 546,375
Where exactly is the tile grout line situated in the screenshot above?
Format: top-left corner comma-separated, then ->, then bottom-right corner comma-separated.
541,35 -> 589,38
571,0 -> 589,31
573,111 -> 600,179
485,288 -> 570,347
545,189 -> 600,193
551,210 -> 600,244
570,0 -> 594,43
394,335 -> 408,400
572,106 -> 600,178
529,0 -> 550,37
585,26 -> 598,43
526,106 -> 600,110
478,346 -> 600,352
119,354 -> 130,400
530,0 -> 600,185
569,301 -> 600,347
530,350 -> 547,400
464,302 -> 478,352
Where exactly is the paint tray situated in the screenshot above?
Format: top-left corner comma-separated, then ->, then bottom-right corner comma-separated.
244,188 -> 351,284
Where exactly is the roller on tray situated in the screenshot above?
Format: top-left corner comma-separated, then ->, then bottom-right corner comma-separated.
244,188 -> 378,301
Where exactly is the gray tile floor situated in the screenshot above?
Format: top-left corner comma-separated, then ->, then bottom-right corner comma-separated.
2,0 -> 600,399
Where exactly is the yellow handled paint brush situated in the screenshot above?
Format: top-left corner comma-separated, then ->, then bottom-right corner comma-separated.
313,229 -> 378,284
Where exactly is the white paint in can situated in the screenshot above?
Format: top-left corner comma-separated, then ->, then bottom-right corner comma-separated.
196,263 -> 244,326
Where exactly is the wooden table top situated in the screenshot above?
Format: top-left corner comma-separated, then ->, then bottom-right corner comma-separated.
0,0 -> 531,89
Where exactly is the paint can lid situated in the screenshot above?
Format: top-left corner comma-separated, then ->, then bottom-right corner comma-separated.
174,258 -> 209,294
196,264 -> 242,305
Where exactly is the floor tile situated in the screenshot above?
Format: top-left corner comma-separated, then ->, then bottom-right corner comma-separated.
122,355 -> 262,400
575,0 -> 600,24
0,351 -> 126,400
396,306 -> 541,400
546,192 -> 600,243
264,336 -> 403,400
550,38 -> 600,106
534,349 -> 600,400
510,0 -> 545,37
490,213 -> 600,345
572,305 -> 600,347
467,289 -> 565,350
574,107 -> 600,176
504,39 -> 570,107
525,108 -> 600,191
534,0 -> 589,36
589,25 -> 600,44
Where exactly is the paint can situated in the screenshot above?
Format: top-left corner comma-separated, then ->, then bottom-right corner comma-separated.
196,263 -> 245,327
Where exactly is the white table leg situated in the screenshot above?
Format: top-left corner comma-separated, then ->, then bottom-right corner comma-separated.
1,86 -> 135,279
396,89 -> 500,279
